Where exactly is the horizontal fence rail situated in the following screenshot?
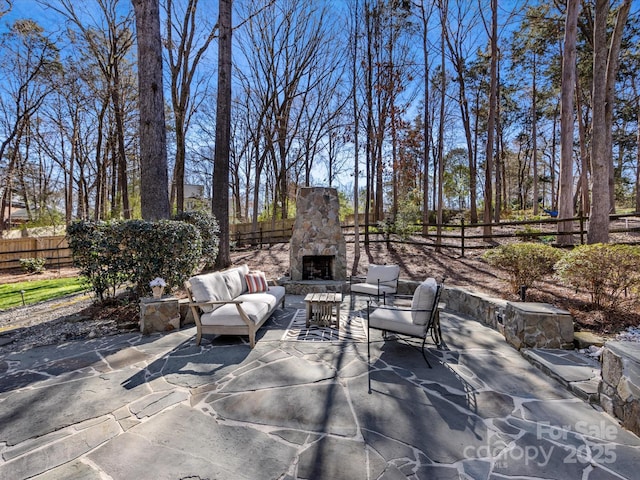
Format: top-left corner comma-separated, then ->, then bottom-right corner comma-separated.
1,213 -> 639,271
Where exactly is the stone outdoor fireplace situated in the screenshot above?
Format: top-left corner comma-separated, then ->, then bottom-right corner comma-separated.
290,187 -> 347,281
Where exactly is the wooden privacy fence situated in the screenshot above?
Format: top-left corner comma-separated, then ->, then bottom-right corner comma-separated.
2,213 -> 639,271
0,236 -> 73,271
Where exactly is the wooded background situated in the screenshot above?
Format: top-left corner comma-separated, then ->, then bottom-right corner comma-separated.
0,0 -> 638,246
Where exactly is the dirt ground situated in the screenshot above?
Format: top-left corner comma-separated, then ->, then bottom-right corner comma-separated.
2,241 -> 639,337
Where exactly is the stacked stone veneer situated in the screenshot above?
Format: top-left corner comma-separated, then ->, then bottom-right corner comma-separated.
600,341 -> 640,436
503,302 -> 574,350
443,287 -> 508,332
139,297 -> 180,334
289,187 -> 346,281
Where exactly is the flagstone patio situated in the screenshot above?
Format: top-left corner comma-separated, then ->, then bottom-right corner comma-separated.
0,296 -> 639,479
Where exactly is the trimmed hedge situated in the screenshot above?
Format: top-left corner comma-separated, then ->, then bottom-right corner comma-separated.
68,219 -> 207,302
555,243 -> 640,309
172,211 -> 220,268
483,242 -> 564,293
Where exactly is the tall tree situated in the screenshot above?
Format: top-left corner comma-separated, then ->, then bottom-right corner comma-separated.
132,0 -> 170,220
0,20 -> 60,233
415,0 -> 434,233
557,0 -> 580,245
441,0 -> 479,224
604,0 -> 631,214
436,0 -> 447,249
50,0 -> 135,219
483,0 -> 498,236
587,0 -> 630,243
212,0 -> 232,269
165,0 -> 218,214
350,0 -> 361,276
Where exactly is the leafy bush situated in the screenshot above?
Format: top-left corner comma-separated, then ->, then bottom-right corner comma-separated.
68,219 -> 204,301
555,244 -> 640,309
172,211 -> 219,268
67,221 -> 127,301
118,219 -> 202,296
19,257 -> 46,274
483,242 -> 564,293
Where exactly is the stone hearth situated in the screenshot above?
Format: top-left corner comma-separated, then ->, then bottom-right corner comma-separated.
289,187 -> 346,281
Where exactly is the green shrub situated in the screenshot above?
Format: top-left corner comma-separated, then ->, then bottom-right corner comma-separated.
172,211 -> 219,268
118,219 -> 202,296
555,243 -> 640,309
483,242 -> 564,293
19,257 -> 47,274
67,220 -> 128,301
68,219 -> 205,301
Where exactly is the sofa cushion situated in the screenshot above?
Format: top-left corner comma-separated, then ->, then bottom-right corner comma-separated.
222,268 -> 244,298
200,300 -> 270,326
188,272 -> 231,313
411,278 -> 437,326
246,271 -> 268,293
236,286 -> 282,310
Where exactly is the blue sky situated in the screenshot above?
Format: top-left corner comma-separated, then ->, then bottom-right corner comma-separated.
4,0 -> 48,22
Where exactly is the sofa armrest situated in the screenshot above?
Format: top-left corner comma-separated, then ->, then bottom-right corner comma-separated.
188,299 -> 243,308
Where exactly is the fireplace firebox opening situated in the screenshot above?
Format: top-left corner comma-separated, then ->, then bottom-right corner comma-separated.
303,255 -> 334,280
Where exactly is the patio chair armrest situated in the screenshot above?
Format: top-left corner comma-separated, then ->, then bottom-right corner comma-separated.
369,304 -> 434,313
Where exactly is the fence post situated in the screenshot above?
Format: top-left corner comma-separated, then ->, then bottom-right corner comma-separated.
461,218 -> 465,257
579,216 -> 584,244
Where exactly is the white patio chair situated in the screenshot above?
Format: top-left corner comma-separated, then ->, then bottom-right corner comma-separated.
350,264 -> 400,305
366,278 -> 444,369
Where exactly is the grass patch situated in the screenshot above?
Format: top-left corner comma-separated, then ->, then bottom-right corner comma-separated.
0,277 -> 88,310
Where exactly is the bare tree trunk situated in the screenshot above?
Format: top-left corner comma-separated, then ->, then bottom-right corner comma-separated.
605,0 -> 631,215
213,0 -> 232,269
483,0 -> 498,237
132,0 -> 170,220
635,78 -> 640,213
112,65 -> 130,219
351,0 -> 360,276
558,0 -> 579,245
588,0 -> 630,243
436,0 -> 446,251
576,78 -> 590,216
364,2 -> 373,246
419,1 -> 431,236
588,0 -> 609,244
532,54 -> 539,215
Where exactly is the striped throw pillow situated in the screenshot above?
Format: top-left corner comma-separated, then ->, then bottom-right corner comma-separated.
245,271 -> 268,293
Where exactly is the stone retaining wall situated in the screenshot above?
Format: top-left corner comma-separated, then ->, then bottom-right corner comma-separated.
442,287 -> 508,332
600,341 -> 640,437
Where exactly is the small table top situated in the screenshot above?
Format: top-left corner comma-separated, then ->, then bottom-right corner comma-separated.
304,292 -> 342,303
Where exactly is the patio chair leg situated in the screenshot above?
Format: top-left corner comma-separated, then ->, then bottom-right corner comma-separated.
421,336 -> 433,369
367,311 -> 372,394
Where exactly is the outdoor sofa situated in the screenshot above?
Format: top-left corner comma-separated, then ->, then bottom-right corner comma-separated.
185,264 -> 285,347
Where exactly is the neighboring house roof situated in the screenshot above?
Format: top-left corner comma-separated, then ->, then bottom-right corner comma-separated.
184,184 -> 204,199
3,204 -> 29,223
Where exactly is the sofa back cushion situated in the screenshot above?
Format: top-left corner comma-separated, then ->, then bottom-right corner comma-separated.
411,278 -> 437,326
188,272 -> 232,312
245,271 -> 268,293
366,264 -> 400,288
222,268 -> 244,298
